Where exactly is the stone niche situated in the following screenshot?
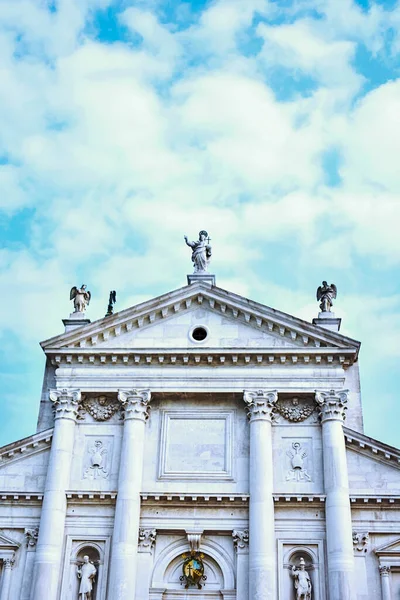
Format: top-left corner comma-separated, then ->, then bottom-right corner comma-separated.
278,542 -> 326,600
60,537 -> 110,600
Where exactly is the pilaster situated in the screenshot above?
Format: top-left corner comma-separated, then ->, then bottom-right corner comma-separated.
233,530 -> 249,600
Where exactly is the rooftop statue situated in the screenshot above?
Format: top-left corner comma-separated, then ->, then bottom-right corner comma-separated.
316,281 -> 337,313
291,557 -> 312,600
105,290 -> 117,317
184,231 -> 212,273
70,284 -> 91,313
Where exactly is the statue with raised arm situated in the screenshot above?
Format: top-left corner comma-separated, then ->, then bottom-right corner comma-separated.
70,284 -> 91,313
291,557 -> 312,600
77,555 -> 96,600
316,281 -> 337,313
184,231 -> 212,273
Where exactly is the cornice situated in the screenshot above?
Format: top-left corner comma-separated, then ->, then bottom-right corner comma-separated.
41,282 -> 360,355
46,347 -> 357,368
345,427 -> 400,469
0,429 -> 53,467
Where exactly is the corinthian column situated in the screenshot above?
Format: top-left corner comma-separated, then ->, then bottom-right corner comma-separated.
0,557 -> 14,600
379,566 -> 391,600
108,389 -> 151,600
243,390 -> 278,600
316,389 -> 354,600
31,389 -> 81,600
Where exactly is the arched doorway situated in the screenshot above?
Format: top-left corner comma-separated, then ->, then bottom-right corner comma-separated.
150,538 -> 236,600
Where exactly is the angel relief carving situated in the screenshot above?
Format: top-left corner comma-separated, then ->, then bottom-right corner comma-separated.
79,395 -> 121,421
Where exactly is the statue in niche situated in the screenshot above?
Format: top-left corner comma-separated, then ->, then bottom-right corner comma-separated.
77,555 -> 96,600
184,231 -> 212,273
291,557 -> 312,600
70,285 -> 91,313
316,281 -> 337,313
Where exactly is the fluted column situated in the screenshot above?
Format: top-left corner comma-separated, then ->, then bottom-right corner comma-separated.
108,389 -> 151,600
0,557 -> 14,600
30,388 -> 80,600
379,566 -> 391,600
243,390 -> 278,600
316,389 -> 355,600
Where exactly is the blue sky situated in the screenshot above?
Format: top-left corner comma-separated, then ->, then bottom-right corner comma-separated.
0,0 -> 400,447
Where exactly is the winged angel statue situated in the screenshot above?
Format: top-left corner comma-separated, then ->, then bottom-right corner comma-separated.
316,281 -> 337,313
70,285 -> 91,313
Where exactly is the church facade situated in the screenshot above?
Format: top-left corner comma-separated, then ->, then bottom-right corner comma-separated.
0,271 -> 399,600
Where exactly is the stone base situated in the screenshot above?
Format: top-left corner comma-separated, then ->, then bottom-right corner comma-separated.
187,273 -> 216,286
62,312 -> 91,333
312,312 -> 341,332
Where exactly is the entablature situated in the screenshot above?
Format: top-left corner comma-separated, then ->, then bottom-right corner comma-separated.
46,347 -> 357,368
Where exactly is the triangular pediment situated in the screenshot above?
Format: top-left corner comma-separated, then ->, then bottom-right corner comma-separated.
41,283 -> 360,361
375,537 -> 400,555
0,532 -> 20,550
0,428 -> 53,467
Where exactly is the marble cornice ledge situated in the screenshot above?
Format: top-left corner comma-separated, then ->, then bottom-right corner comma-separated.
46,347 -> 358,368
344,427 -> 400,468
140,493 -> 249,506
273,495 -> 400,506
0,429 -> 53,465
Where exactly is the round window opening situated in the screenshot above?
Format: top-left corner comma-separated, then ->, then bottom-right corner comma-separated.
191,326 -> 208,342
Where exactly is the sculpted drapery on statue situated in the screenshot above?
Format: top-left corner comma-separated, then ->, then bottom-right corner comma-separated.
77,555 -> 96,600
316,281 -> 337,313
292,558 -> 312,600
70,285 -> 91,313
184,231 -> 212,273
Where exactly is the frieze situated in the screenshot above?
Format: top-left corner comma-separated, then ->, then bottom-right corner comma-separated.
276,397 -> 316,423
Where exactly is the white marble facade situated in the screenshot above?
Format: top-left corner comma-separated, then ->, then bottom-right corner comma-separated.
0,279 -> 399,600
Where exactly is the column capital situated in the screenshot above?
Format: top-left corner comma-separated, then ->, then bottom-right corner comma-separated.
243,389 -> 278,422
138,528 -> 156,553
2,556 -> 14,569
49,388 -> 81,421
25,527 -> 39,548
118,389 -> 151,421
379,565 -> 391,576
315,389 -> 349,423
232,529 -> 249,553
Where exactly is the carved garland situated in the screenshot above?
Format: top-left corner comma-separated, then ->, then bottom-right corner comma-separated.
275,397 -> 315,423
80,396 -> 120,421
